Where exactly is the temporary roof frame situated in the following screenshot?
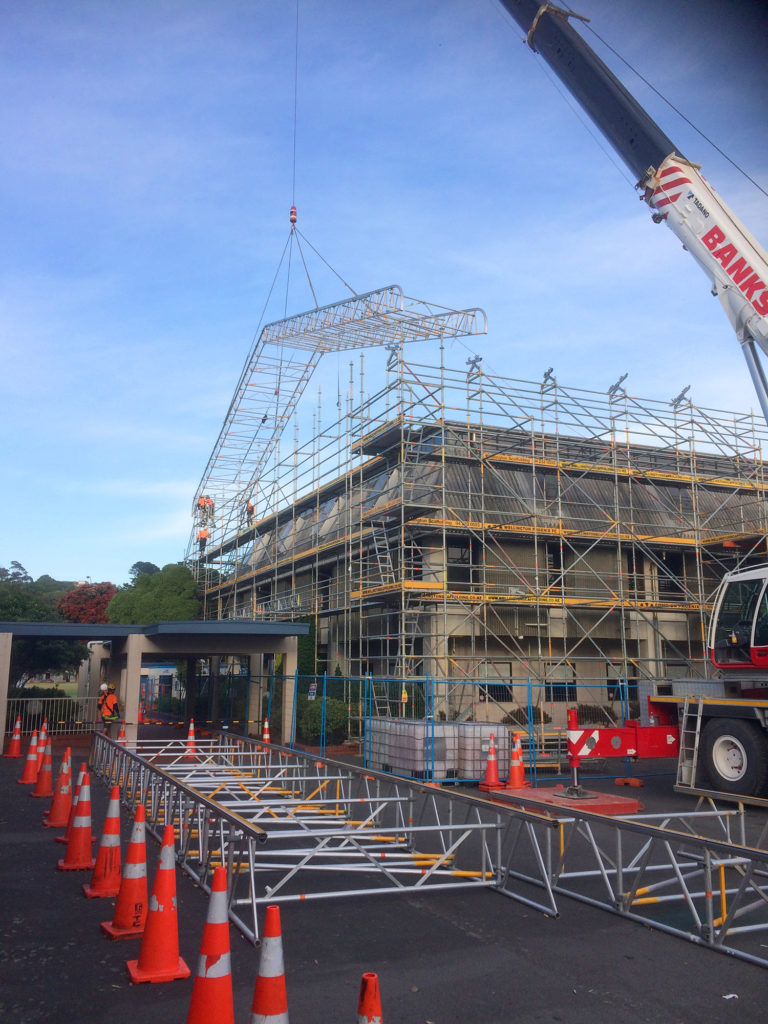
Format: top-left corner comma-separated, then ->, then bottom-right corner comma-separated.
188,286 -> 487,561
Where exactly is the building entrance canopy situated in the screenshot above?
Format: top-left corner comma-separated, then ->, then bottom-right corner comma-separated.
0,619 -> 308,750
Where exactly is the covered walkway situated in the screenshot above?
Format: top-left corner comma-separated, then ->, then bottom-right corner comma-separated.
0,619 -> 308,751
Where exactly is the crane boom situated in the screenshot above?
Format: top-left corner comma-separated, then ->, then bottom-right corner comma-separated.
497,1 -> 768,423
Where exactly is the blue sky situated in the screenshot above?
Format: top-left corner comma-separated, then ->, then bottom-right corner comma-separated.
2,0 -> 767,586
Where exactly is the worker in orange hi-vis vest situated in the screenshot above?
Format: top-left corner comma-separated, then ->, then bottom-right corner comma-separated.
197,527 -> 210,556
98,683 -> 120,737
245,500 -> 255,527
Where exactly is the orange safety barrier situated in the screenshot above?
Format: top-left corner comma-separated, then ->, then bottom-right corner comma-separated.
30,740 -> 54,799
44,748 -> 72,828
478,732 -> 501,792
17,730 -> 39,785
84,785 -> 122,898
185,866 -> 234,1024
3,715 -> 22,758
57,771 -> 96,871
102,804 -> 148,940
357,971 -> 384,1024
250,904 -> 288,1023
126,824 -> 190,983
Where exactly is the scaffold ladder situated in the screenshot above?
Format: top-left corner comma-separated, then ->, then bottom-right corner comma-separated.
676,696 -> 704,788
400,609 -> 421,672
371,677 -> 392,716
370,521 -> 396,585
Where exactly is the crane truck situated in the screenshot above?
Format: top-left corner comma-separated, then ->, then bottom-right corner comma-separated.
496,1 -> 768,797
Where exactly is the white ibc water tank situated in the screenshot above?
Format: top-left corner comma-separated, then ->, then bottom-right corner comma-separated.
457,722 -> 510,781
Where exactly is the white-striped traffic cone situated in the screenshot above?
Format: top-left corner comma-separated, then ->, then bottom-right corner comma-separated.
186,866 -> 234,1024
250,904 -> 288,1023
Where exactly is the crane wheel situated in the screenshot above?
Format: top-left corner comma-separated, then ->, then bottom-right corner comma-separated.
701,718 -> 768,797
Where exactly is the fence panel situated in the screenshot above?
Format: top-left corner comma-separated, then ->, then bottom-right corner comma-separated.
6,695 -> 100,735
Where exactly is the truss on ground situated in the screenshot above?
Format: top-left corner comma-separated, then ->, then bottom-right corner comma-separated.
90,732 -> 504,942
90,732 -> 768,966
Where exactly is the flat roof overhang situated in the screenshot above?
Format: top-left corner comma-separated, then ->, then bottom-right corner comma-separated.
0,620 -> 309,640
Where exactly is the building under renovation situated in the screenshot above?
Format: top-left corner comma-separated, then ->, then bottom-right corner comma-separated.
188,286 -> 768,725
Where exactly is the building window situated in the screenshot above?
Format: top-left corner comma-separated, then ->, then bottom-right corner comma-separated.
606,678 -> 637,702
544,664 -> 576,702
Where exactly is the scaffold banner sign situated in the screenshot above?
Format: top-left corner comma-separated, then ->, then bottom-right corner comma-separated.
308,682 -> 317,702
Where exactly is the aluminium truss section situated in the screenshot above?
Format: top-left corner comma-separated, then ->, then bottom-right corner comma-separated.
89,732 -> 521,942
188,286 -> 487,562
496,790 -> 768,970
89,733 -> 768,966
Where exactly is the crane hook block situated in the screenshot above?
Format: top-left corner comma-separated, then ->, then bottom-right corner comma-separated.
289,205 -> 297,224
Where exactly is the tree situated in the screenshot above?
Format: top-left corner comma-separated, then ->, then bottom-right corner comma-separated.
0,582 -> 53,623
0,562 -> 85,685
297,616 -> 316,676
30,574 -> 76,603
10,638 -> 85,686
129,561 -> 160,581
0,561 -> 32,584
107,563 -> 201,624
297,696 -> 348,745
57,582 -> 118,624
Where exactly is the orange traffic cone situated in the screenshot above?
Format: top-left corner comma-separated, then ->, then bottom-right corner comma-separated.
84,785 -> 122,898
58,771 -> 96,871
357,971 -> 384,1024
478,732 -> 501,791
137,703 -> 144,724
505,732 -> 528,790
102,804 -> 148,939
44,748 -> 72,827
3,715 -> 22,758
17,729 -> 39,785
126,824 -> 190,983
56,762 -> 87,843
185,866 -> 234,1024
117,721 -> 126,746
262,718 -> 271,744
250,904 -> 288,1023
31,739 -> 54,798
185,719 -> 197,759
36,719 -> 48,770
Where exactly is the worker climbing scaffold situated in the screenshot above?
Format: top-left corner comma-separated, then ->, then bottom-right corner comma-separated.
196,527 -> 209,558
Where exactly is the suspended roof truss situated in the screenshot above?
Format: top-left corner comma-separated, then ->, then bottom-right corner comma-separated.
189,285 -> 487,558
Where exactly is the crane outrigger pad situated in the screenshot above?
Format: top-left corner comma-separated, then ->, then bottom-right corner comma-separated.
489,783 -> 643,816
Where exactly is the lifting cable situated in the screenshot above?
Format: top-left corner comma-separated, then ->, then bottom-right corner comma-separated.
573,9 -> 768,200
283,0 -> 356,309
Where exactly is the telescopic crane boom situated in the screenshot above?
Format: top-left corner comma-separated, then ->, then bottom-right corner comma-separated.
497,1 -> 768,423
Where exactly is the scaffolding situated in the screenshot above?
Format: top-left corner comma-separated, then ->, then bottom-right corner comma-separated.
193,315 -> 768,724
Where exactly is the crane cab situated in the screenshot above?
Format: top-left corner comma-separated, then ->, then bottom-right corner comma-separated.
709,566 -> 768,670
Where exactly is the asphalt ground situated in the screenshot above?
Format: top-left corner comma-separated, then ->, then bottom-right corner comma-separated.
2,734 -> 768,1024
